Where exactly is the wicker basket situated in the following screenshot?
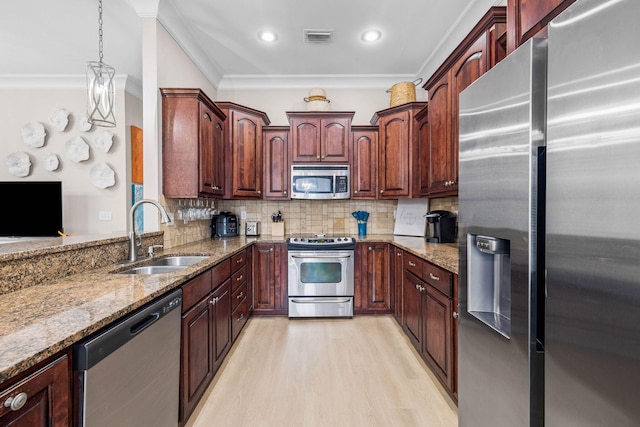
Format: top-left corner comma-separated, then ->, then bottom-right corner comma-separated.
387,78 -> 423,107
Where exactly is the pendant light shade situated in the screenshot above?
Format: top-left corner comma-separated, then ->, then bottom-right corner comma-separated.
87,60 -> 116,127
87,0 -> 116,127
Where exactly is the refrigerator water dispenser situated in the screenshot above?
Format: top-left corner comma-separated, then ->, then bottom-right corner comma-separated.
467,234 -> 511,338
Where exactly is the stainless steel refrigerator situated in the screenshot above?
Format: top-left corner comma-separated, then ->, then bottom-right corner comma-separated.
458,0 -> 640,426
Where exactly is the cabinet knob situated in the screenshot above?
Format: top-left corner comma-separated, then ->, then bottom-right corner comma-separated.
453,311 -> 459,319
380,190 -> 384,194
397,252 -> 402,257
429,273 -> 440,281
258,190 -> 261,194
237,313 -> 244,321
368,246 -> 372,251
321,156 -> 325,159
316,156 -> 320,159
4,392 -> 28,411
283,190 -> 287,195
236,275 -> 243,281
354,190 -> 358,193
237,292 -> 244,299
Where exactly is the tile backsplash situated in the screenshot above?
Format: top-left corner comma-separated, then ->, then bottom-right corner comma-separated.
161,196 -> 459,249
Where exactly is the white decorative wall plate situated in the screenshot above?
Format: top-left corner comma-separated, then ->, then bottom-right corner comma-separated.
6,151 -> 31,177
44,153 -> 60,171
21,121 -> 47,148
76,115 -> 93,132
65,136 -> 90,162
93,130 -> 114,153
90,162 -> 116,189
49,108 -> 70,131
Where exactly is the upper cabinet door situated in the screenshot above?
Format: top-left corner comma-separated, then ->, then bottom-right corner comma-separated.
290,117 -> 321,162
378,112 -> 410,198
426,75 -> 452,196
263,127 -> 290,200
351,127 -> 378,199
231,111 -> 263,198
507,0 -> 577,53
321,117 -> 350,162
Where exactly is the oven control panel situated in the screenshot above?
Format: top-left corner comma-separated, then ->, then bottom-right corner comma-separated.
287,236 -> 355,250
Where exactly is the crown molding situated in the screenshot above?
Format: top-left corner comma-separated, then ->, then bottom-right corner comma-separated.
0,74 -> 143,99
217,74 -> 420,91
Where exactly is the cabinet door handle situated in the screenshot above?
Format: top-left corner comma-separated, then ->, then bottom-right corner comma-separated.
380,190 -> 384,194
237,292 -> 244,299
258,190 -> 262,194
210,297 -> 219,305
237,313 -> 244,321
283,190 -> 287,195
453,311 -> 459,319
397,252 -> 402,257
236,275 -> 243,281
429,273 -> 440,281
316,155 -> 320,159
236,258 -> 243,264
368,246 -> 372,251
408,261 -> 416,267
321,156 -> 325,159
4,392 -> 28,411
354,190 -> 358,193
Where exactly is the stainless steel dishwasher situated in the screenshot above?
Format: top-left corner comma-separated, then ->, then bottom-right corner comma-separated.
73,289 -> 182,427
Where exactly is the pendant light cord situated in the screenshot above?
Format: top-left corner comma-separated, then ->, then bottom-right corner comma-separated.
98,0 -> 104,64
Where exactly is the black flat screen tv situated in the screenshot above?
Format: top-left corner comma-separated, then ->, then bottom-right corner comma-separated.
0,181 -> 63,237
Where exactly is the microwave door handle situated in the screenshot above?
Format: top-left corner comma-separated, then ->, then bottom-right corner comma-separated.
333,174 -> 336,197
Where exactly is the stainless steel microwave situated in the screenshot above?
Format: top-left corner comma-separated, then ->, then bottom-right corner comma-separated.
290,165 -> 350,200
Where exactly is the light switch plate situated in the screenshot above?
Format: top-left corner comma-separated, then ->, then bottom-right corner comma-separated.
99,211 -> 112,221
240,211 -> 247,220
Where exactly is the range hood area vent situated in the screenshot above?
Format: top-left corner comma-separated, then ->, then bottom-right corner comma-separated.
304,29 -> 334,43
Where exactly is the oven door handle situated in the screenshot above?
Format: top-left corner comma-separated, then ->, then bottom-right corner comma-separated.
290,298 -> 352,304
290,255 -> 351,259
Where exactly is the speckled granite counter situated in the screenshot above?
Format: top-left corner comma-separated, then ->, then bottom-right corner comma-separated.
0,233 -> 457,385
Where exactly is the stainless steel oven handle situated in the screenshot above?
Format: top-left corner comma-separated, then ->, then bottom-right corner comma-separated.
290,255 -> 352,259
333,175 -> 336,197
291,298 -> 352,304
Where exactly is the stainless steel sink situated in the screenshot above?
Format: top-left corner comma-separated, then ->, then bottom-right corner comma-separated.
148,256 -> 210,266
115,265 -> 187,275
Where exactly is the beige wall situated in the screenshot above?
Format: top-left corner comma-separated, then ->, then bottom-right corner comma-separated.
0,86 -> 140,235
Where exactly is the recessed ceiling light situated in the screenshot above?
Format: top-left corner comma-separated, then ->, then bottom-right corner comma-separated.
258,31 -> 277,42
361,30 -> 382,42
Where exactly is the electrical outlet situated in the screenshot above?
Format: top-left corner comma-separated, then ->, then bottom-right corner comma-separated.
240,211 -> 247,220
99,211 -> 112,221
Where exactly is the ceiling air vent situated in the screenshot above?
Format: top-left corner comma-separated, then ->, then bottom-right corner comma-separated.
304,29 -> 334,43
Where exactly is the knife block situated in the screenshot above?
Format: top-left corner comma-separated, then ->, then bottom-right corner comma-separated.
271,222 -> 285,237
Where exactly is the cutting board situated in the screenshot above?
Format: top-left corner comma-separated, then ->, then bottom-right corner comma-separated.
393,199 -> 429,237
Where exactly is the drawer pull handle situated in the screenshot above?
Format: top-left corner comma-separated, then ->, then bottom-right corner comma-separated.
236,258 -> 243,264
237,313 -> 244,321
210,297 -> 219,305
4,392 -> 28,411
237,292 -> 244,299
236,275 -> 243,281
429,273 -> 440,281
408,261 -> 416,267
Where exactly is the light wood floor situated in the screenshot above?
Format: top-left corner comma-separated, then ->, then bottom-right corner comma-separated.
185,316 -> 458,427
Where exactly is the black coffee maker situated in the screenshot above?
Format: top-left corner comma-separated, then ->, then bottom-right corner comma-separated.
425,210 -> 456,243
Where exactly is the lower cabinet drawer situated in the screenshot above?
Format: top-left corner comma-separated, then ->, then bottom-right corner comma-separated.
423,262 -> 453,297
232,282 -> 248,311
231,298 -> 249,342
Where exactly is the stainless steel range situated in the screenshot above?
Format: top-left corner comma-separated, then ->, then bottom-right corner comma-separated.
287,236 -> 355,318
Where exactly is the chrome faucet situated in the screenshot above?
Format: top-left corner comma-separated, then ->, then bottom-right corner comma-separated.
128,199 -> 171,262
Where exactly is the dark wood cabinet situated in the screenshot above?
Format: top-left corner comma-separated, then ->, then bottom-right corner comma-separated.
400,250 -> 457,399
231,249 -> 250,341
217,102 -> 270,199
354,242 -> 391,314
263,126 -> 290,200
161,88 -> 227,198
391,246 -> 404,324
180,261 -> 232,423
351,126 -> 378,199
507,0 -> 577,53
252,242 -> 287,315
287,112 -> 354,163
0,355 -> 69,427
422,7 -> 506,198
371,102 -> 427,199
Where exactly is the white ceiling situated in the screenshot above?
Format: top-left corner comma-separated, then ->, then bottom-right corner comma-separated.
1,0 -> 506,90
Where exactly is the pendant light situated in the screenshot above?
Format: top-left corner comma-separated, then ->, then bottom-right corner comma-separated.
87,0 -> 116,127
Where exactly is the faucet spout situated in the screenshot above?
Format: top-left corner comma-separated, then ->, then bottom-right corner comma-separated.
128,199 -> 171,262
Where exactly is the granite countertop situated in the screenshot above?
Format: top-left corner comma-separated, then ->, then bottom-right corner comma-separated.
0,233 -> 458,385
